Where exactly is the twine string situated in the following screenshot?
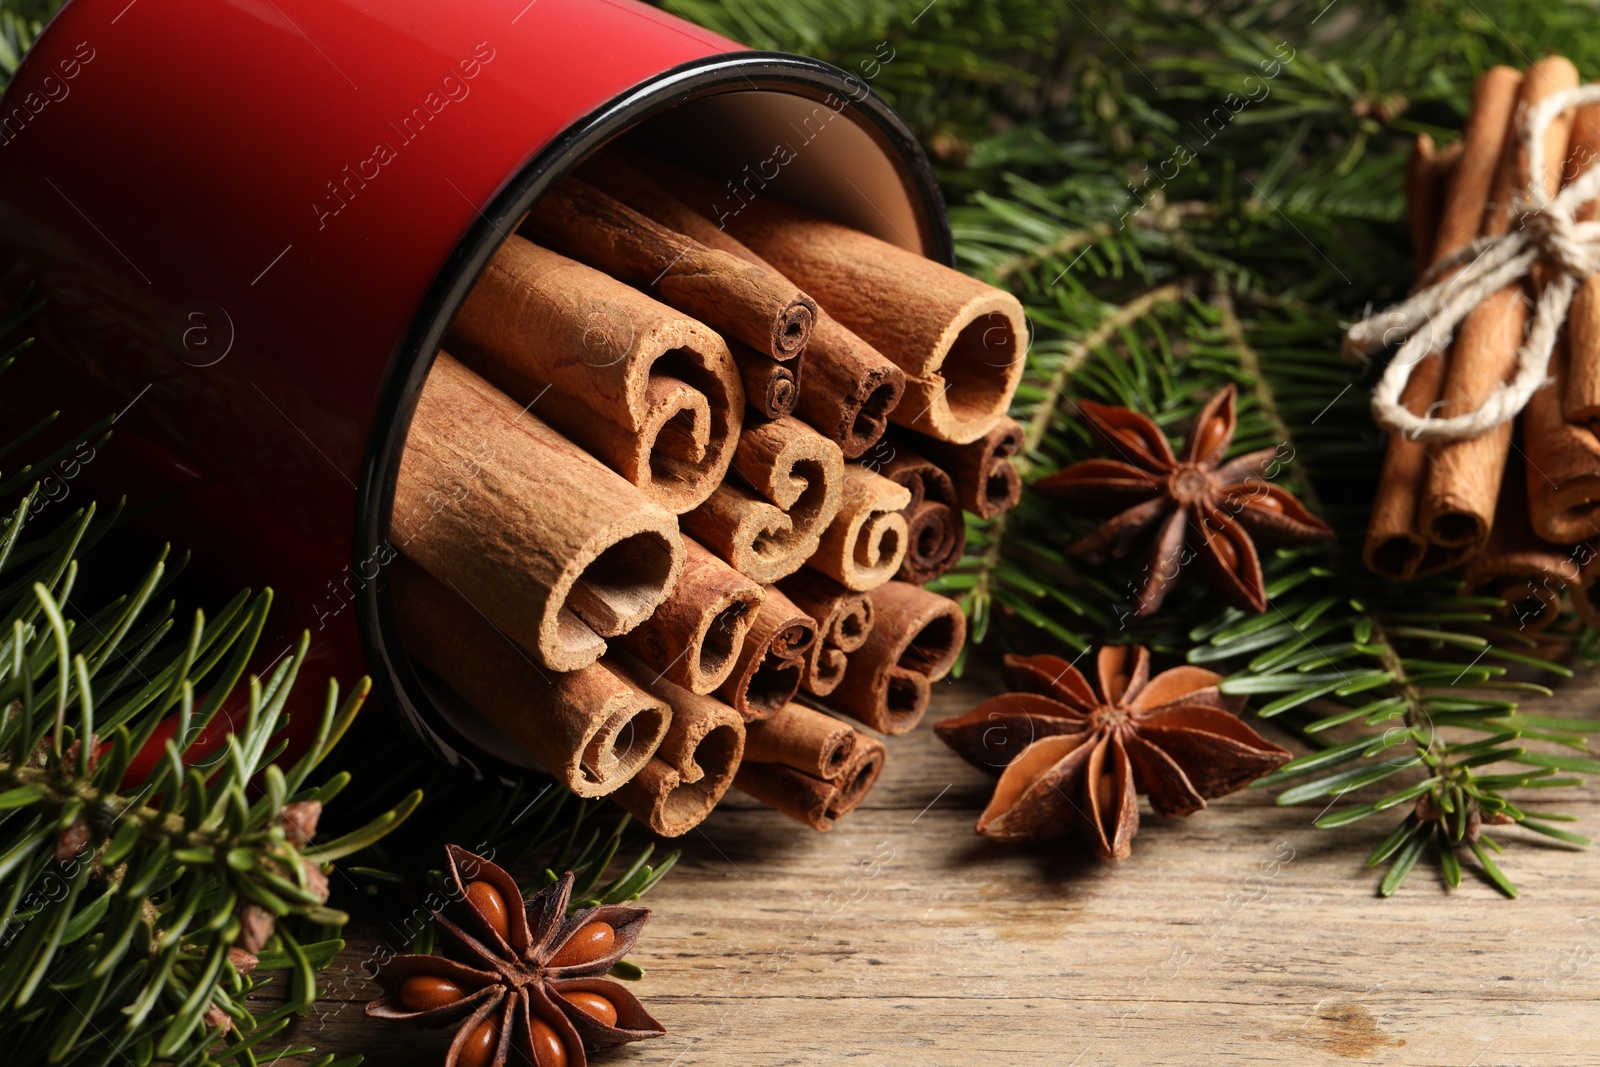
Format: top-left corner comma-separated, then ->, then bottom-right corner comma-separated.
1345,82 -> 1600,442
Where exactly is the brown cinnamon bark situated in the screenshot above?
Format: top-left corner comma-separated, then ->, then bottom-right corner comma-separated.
392,559 -> 670,798
734,731 -> 886,831
742,702 -> 857,779
896,418 -> 1023,519
449,236 -> 742,514
707,194 -> 1027,444
394,353 -> 683,672
583,153 -> 908,458
615,539 -> 764,695
612,658 -> 746,837
830,582 -> 966,735
525,178 -> 816,361
1567,102 -> 1600,433
682,415 -> 845,583
1420,58 -> 1576,553
714,585 -> 818,721
730,341 -> 799,420
1571,545 -> 1600,628
807,466 -> 911,591
1404,134 -> 1464,274
1524,102 -> 1600,543
1525,339 -> 1600,543
874,445 -> 966,583
1463,459 -> 1575,633
777,569 -> 874,697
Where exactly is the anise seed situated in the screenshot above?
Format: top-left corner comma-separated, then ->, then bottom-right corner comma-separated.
458,1017 -> 498,1067
399,975 -> 465,1011
549,921 -> 615,968
466,881 -> 510,941
529,1015 -> 569,1067
562,990 -> 618,1026
1192,417 -> 1228,459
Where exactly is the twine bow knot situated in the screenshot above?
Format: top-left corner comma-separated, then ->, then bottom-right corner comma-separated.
1345,83 -> 1600,442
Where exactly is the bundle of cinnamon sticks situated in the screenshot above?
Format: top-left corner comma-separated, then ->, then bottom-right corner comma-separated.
390,145 -> 1027,835
1366,56 -> 1600,631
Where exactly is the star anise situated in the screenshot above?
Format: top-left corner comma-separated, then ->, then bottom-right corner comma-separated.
367,846 -> 664,1067
1036,385 -> 1332,617
935,645 -> 1291,859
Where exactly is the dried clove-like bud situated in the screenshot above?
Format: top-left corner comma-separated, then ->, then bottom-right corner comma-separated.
278,800 -> 323,846
238,903 -> 276,954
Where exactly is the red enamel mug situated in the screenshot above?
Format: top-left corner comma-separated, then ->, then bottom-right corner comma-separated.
0,0 -> 951,781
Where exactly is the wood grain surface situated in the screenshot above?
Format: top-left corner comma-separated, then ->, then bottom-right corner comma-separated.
273,662 -> 1600,1066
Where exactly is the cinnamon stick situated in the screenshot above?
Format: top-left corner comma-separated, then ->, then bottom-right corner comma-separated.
896,418 -> 1023,519
1365,135 -> 1461,578
392,559 -> 671,798
730,341 -> 799,420
874,445 -> 966,583
615,539 -> 765,695
830,582 -> 966,735
1420,58 -> 1577,553
777,569 -> 874,697
742,702 -> 856,779
807,466 -> 911,592
394,353 -> 683,672
714,585 -> 818,721
1524,102 -> 1600,543
1566,101 -> 1600,432
707,193 -> 1027,444
734,731 -> 886,831
524,177 -> 817,361
1404,133 -> 1464,274
449,236 -> 743,514
1571,546 -> 1600,628
682,415 -> 845,584
612,658 -> 746,837
1463,458 -> 1573,632
583,153 -> 909,458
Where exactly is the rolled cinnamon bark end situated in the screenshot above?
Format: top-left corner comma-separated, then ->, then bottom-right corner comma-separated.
794,315 -> 908,459
616,540 -> 765,695
830,735 -> 888,820
808,467 -> 912,592
876,447 -> 966,583
715,586 -> 818,721
395,353 -> 683,672
393,560 -> 670,797
734,732 -> 886,831
1525,343 -> 1600,544
525,179 -> 816,361
718,198 -> 1026,444
449,236 -> 742,514
581,153 -> 908,458
1464,466 -> 1575,633
900,418 -> 1024,519
731,342 -> 799,420
831,582 -> 967,735
1364,351 -> 1448,579
1574,551 -> 1600,628
611,661 -> 746,837
778,570 -> 875,697
743,702 -> 857,779
1420,57 -> 1578,559
683,416 -> 846,584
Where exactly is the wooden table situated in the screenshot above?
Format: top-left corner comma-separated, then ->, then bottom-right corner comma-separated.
284,666 -> 1600,1066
